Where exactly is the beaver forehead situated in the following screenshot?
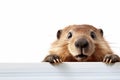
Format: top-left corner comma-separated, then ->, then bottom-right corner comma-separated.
72,27 -> 93,32
70,24 -> 97,30
69,25 -> 97,33
64,24 -> 97,32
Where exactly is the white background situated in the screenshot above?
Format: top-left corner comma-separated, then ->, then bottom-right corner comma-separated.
0,0 -> 120,63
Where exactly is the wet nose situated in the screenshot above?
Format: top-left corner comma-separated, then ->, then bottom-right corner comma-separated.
75,38 -> 89,48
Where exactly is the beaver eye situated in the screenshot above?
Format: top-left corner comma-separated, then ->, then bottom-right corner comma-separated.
90,31 -> 96,39
67,32 -> 72,39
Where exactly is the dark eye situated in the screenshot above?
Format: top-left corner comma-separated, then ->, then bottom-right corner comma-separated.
90,31 -> 96,39
67,32 -> 72,39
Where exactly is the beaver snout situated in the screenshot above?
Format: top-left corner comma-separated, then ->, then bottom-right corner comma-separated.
75,38 -> 89,49
74,38 -> 89,59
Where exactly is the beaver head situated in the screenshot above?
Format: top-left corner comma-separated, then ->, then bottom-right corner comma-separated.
56,24 -> 103,61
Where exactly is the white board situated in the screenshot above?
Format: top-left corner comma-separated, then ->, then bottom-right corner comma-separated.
0,62 -> 120,80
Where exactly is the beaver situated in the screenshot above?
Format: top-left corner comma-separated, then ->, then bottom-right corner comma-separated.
43,24 -> 120,64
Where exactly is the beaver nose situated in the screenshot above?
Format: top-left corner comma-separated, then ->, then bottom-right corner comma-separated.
75,38 -> 89,48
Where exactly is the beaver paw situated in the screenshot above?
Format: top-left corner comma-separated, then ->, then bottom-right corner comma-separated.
103,54 -> 120,64
43,54 -> 62,64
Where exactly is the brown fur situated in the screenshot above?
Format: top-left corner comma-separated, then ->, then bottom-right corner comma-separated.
44,24 -> 119,63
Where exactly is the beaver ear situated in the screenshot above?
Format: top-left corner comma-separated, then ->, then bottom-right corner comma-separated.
57,29 -> 62,39
99,29 -> 103,36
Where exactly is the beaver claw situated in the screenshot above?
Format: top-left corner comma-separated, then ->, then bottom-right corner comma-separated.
43,54 -> 62,64
103,54 -> 120,64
